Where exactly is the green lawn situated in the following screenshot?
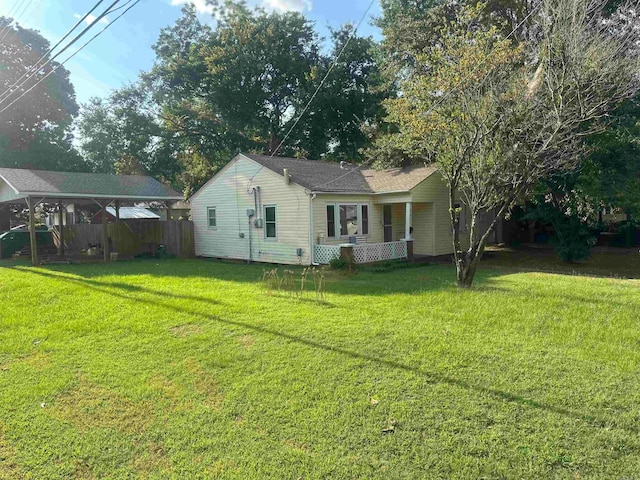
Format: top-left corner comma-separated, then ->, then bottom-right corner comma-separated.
1,257 -> 640,478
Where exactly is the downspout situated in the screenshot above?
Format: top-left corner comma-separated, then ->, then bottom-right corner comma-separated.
309,192 -> 318,265
248,215 -> 252,264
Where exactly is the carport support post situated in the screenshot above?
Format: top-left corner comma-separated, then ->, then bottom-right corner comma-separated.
101,201 -> 110,262
115,200 -> 120,223
27,196 -> 37,265
58,201 -> 65,256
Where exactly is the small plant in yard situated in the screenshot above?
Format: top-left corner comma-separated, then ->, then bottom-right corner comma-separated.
262,267 -> 326,303
329,256 -> 356,273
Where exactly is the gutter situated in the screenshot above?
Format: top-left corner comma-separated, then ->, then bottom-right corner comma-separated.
18,192 -> 184,201
310,190 -> 411,195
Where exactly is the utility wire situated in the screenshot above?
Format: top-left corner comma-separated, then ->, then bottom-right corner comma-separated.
310,5 -> 540,191
0,0 -> 34,44
0,0 -> 108,104
0,0 -> 121,106
0,0 -> 23,40
269,0 -> 377,158
0,0 -> 141,114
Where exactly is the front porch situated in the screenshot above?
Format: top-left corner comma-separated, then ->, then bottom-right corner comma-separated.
314,239 -> 412,265
313,199 -> 439,264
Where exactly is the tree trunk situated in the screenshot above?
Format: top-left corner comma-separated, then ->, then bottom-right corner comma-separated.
452,204 -> 510,288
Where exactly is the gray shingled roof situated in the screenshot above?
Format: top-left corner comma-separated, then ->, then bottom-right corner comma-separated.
243,154 -> 372,193
243,154 -> 437,193
0,168 -> 183,200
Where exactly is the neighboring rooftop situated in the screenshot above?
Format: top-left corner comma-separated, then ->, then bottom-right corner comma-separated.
0,168 -> 182,200
243,154 -> 437,193
105,206 -> 160,220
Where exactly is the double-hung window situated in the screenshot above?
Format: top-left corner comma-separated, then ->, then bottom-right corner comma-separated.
265,205 -> 277,239
326,203 -> 369,238
207,207 -> 216,229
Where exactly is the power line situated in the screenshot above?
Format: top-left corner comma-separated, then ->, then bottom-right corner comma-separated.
0,0 -> 141,115
0,0 -> 23,39
0,0 -> 121,107
0,0 -> 33,43
269,0 -> 377,158
0,0 -> 108,104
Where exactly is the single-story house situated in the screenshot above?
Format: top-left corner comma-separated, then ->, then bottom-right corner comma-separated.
190,153 -> 493,265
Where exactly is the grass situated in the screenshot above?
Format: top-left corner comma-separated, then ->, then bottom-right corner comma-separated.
1,255 -> 640,478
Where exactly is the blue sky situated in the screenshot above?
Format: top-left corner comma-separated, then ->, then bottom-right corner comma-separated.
0,0 -> 382,106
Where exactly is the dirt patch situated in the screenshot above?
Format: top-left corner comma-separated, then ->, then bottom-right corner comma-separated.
51,376 -> 154,434
148,374 -> 181,403
19,351 -> 51,369
169,323 -> 204,337
131,441 -> 172,475
284,439 -> 312,453
236,334 -> 255,350
0,423 -> 22,480
183,358 -> 224,410
73,461 -> 96,480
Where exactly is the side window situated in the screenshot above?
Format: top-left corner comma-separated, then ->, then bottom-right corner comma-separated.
361,204 -> 369,235
339,204 -> 358,236
207,207 -> 216,228
265,205 -> 277,239
327,205 -> 336,238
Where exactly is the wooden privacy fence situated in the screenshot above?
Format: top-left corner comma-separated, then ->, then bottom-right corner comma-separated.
62,220 -> 194,258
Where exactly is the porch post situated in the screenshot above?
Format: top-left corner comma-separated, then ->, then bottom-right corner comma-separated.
115,200 -> 120,223
404,202 -> 412,240
58,201 -> 65,256
101,200 -> 110,262
27,196 -> 38,265
0,204 -> 9,232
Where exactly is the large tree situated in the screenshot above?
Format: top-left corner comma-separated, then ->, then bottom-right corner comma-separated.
0,17 -> 82,170
77,3 -> 388,195
371,0 -> 640,287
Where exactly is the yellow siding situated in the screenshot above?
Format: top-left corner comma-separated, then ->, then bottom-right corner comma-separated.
412,203 -> 434,255
412,173 -> 470,255
191,156 -> 311,265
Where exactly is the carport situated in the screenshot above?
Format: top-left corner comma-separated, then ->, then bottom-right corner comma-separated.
0,168 -> 183,265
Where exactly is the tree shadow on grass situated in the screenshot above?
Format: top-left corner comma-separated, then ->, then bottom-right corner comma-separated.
14,267 -> 640,436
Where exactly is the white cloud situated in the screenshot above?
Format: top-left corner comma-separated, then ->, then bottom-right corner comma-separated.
260,0 -> 312,12
169,0 -> 215,15
73,13 -> 109,26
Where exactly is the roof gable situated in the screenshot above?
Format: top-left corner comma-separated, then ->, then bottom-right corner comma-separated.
361,165 -> 438,193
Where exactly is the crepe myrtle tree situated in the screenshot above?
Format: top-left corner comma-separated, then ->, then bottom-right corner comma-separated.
372,0 -> 640,287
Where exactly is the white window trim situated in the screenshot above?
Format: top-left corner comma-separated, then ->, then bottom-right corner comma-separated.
264,205 -> 277,241
327,203 -> 371,239
207,207 -> 217,230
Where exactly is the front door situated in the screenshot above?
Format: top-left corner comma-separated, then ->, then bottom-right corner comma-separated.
383,205 -> 392,242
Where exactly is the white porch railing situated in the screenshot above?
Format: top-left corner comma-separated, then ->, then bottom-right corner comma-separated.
314,244 -> 341,264
314,241 -> 408,265
353,241 -> 407,264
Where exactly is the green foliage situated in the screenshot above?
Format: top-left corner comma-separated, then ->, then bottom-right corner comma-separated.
0,17 -> 83,171
77,2 -> 388,193
329,256 -> 349,271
